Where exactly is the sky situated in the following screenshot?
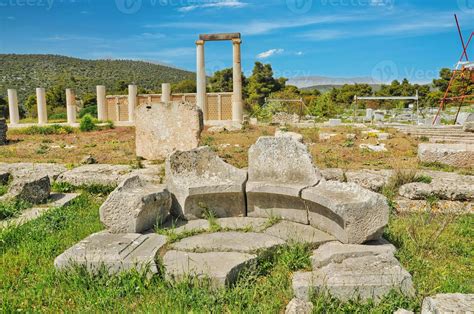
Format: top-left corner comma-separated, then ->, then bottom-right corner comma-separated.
1,0 -> 474,83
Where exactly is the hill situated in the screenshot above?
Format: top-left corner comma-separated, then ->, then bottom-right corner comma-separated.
0,54 -> 196,103
301,84 -> 383,93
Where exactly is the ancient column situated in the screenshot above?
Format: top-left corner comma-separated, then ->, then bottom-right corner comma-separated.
96,85 -> 107,121
196,40 -> 207,120
128,84 -> 137,122
232,38 -> 244,123
7,89 -> 20,125
36,88 -> 47,125
66,89 -> 76,125
161,83 -> 171,102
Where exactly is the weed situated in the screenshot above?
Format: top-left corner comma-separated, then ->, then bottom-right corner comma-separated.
419,136 -> 429,142
0,199 -> 32,220
11,124 -> 74,135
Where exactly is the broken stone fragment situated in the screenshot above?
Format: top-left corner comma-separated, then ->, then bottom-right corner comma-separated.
99,175 -> 171,233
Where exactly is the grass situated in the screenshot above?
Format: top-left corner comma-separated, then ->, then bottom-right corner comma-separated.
1,187 -> 471,312
11,124 -> 75,135
0,199 -> 32,220
382,169 -> 434,208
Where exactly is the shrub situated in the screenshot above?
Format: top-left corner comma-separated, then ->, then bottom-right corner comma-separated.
78,105 -> 97,118
79,114 -> 96,132
48,112 -> 67,120
14,124 -> 74,135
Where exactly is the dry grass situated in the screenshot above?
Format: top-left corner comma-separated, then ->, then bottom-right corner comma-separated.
1,125 -> 420,170
1,127 -> 135,165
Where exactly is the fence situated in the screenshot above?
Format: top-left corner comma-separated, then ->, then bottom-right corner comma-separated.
105,92 -> 233,122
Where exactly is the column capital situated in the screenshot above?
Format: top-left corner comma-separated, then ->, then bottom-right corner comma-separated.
196,40 -> 205,46
232,38 -> 242,45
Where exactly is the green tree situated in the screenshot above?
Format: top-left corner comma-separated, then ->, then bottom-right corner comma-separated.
46,84 -> 67,116
24,94 -> 37,117
245,62 -> 286,106
209,68 -> 233,92
307,93 -> 337,118
172,80 -> 196,93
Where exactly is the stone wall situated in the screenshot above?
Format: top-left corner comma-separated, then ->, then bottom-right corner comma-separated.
0,119 -> 7,145
105,92 -> 232,122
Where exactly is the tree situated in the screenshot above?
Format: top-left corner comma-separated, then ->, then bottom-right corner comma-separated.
307,93 -> 337,118
172,80 -> 196,93
245,62 -> 286,106
209,68 -> 233,92
46,84 -> 67,115
24,94 -> 37,117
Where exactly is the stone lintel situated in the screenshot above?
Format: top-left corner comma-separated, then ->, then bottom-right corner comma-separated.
199,33 -> 241,41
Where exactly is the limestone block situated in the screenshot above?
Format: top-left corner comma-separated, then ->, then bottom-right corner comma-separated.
285,298 -> 314,314
310,241 -> 396,268
0,162 -> 67,182
54,232 -> 167,275
399,180 -> 474,202
135,102 -> 203,160
171,231 -> 285,254
163,250 -> 257,288
418,143 -> 474,168
166,146 -> 247,219
421,293 -> 474,314
264,220 -> 335,247
463,121 -> 474,132
56,164 -> 132,187
246,137 -> 321,224
275,130 -> 304,143
7,174 -> 50,204
216,217 -> 269,232
293,255 -> 414,302
359,143 -> 388,152
320,168 -> 345,182
319,133 -> 337,141
328,119 -> 342,126
302,181 -> 389,244
99,176 -> 171,233
345,169 -> 393,192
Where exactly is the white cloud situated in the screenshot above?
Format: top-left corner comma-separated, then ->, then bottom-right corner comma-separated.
296,51 -> 303,56
178,0 -> 247,13
257,48 -> 284,59
369,0 -> 393,7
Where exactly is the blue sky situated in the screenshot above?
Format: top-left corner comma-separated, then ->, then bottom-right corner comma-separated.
1,0 -> 474,83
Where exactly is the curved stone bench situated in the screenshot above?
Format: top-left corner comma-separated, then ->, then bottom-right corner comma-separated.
302,181 -> 389,244
246,137 -> 321,224
246,137 -> 389,244
166,146 -> 247,220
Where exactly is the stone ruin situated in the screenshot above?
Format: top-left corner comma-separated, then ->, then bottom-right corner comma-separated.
54,135 -> 416,305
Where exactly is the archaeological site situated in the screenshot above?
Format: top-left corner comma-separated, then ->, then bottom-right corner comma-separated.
1,2 -> 473,313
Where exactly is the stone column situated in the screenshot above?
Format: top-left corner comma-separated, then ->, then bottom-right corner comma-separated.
36,88 -> 47,125
96,85 -> 107,121
161,83 -> 171,102
232,39 -> 244,123
66,89 -> 76,125
128,84 -> 137,122
196,40 -> 207,120
7,89 -> 20,125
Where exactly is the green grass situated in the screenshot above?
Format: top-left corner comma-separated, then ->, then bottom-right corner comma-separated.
0,184 -> 8,197
0,199 -> 32,220
1,191 -> 472,312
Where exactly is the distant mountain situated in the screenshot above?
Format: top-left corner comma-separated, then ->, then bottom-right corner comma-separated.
301,84 -> 383,93
0,54 -> 196,103
288,76 -> 378,89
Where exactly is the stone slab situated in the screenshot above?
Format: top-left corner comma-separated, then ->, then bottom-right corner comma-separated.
56,164 -> 132,187
285,298 -> 314,314
263,220 -> 335,247
311,241 -> 396,268
0,163 -> 67,182
171,231 -> 285,254
275,130 -> 304,143
293,255 -> 414,302
163,250 -> 256,288
418,143 -> 474,168
54,232 -> 167,275
136,102 -> 203,160
345,169 -> 393,192
421,293 -> 474,314
216,217 -> 269,232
